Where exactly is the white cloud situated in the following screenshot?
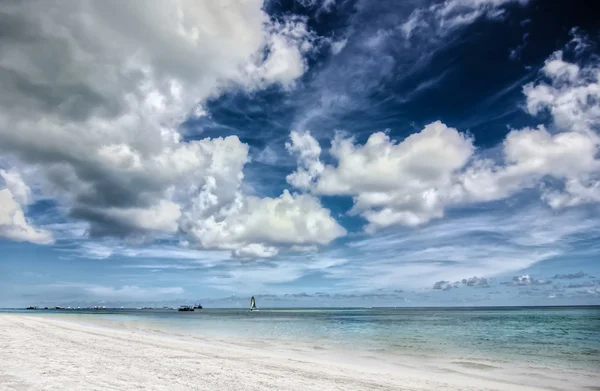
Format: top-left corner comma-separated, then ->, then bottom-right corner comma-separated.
585,287 -> 600,295
296,0 -> 337,14
243,16 -> 315,90
285,130 -> 325,191
0,1 -> 343,256
317,204 -> 596,291
40,221 -> 89,241
541,51 -> 580,83
524,52 -> 599,134
503,275 -> 551,286
402,0 -> 530,38
287,32 -> 600,232
433,280 -> 454,290
460,33 -> 600,209
0,169 -> 31,205
287,121 -> 475,231
202,254 -> 348,293
330,38 -> 348,55
458,124 -> 599,205
71,241 -> 233,265
462,276 -> 489,287
83,199 -> 182,235
181,189 -> 346,258
254,145 -> 279,165
0,188 -> 53,244
0,170 -> 52,244
204,262 -> 305,293
76,243 -> 115,260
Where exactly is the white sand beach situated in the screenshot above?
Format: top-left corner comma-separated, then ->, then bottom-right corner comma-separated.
0,314 -> 597,391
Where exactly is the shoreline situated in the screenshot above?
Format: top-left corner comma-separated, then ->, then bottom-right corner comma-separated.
1,314 -> 597,390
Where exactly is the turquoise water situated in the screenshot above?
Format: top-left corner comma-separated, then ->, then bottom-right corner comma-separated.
5,306 -> 600,370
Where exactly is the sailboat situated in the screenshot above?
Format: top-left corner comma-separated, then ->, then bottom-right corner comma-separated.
249,296 -> 258,311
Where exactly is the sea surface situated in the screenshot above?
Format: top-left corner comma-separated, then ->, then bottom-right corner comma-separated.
3,306 -> 600,371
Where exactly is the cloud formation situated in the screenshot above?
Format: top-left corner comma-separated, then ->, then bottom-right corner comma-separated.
433,276 -> 490,290
287,31 -> 600,232
0,0 -> 343,256
0,0 -> 598,304
553,272 -> 587,280
402,0 -> 530,39
181,190 -> 346,258
287,122 -> 475,231
503,275 -> 551,286
461,276 -> 489,287
0,170 -> 53,244
433,280 -> 454,291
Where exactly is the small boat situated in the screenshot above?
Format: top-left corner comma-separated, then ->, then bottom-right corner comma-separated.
249,296 -> 258,311
193,303 -> 203,309
55,306 -> 62,310
26,306 -> 38,310
178,305 -> 194,312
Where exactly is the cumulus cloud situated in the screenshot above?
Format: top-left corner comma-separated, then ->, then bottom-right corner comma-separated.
285,130 -> 326,191
181,190 -> 345,258
287,32 -> 600,232
461,276 -> 489,287
520,40 -> 600,208
456,34 -> 600,210
434,276 -> 489,290
0,188 -> 53,244
0,0 -> 344,256
433,280 -> 454,291
503,275 -> 551,286
0,170 -> 53,244
0,169 -> 31,205
287,122 -> 475,231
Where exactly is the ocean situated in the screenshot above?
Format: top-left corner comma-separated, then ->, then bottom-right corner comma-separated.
3,306 -> 599,372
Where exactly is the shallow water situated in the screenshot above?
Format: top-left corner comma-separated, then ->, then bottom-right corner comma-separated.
4,306 -> 600,371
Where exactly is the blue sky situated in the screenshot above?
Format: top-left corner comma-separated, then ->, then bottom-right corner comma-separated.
1,0 -> 599,308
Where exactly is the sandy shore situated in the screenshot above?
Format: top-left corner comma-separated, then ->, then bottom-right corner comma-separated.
0,314 -> 596,391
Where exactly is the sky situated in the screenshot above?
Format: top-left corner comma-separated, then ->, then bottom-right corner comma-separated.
1,0 -> 600,308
